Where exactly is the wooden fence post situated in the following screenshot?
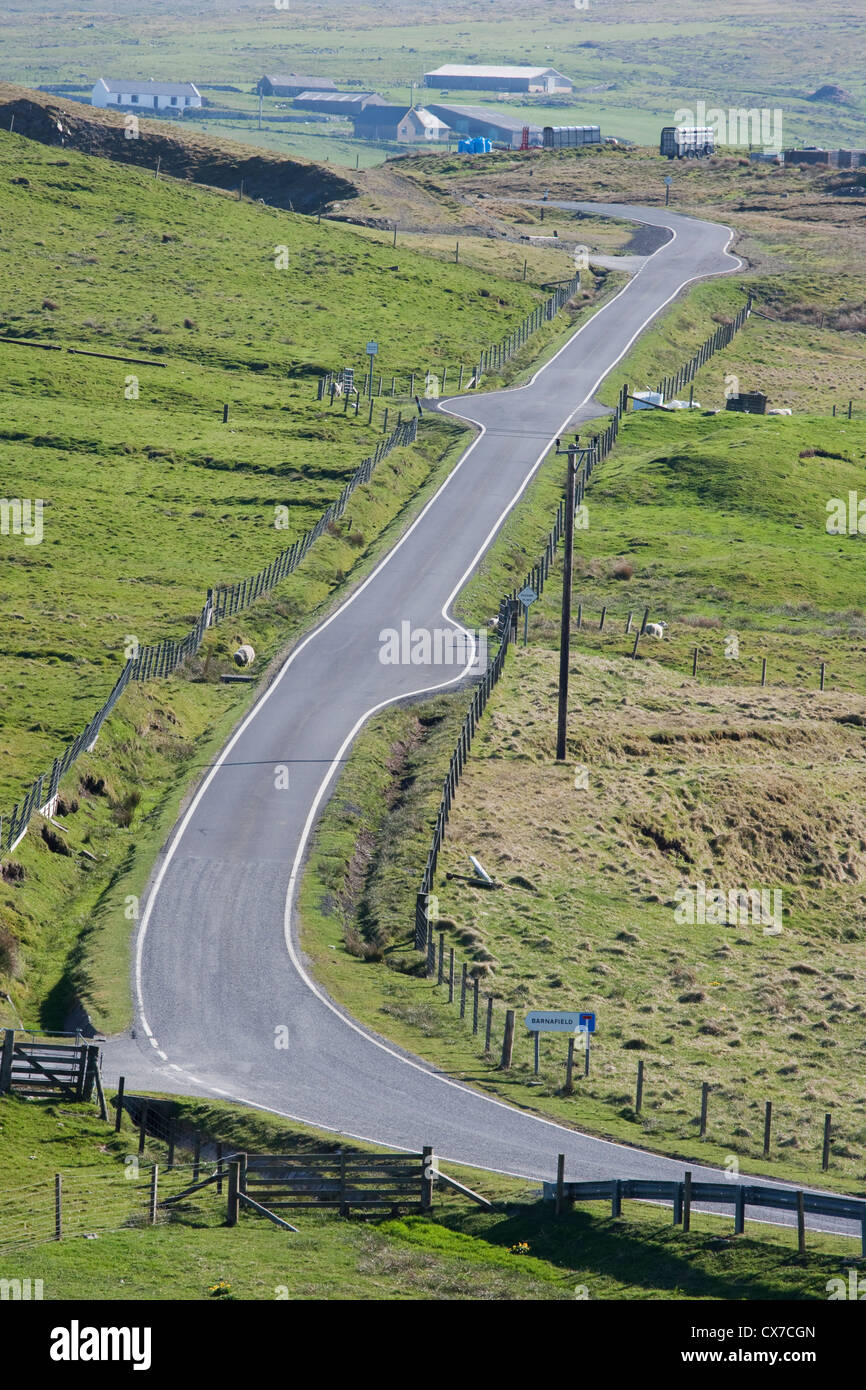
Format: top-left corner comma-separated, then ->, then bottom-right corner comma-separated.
437,931 -> 445,985
763,1101 -> 772,1158
565,1037 -> 575,1094
339,1150 -> 348,1217
822,1113 -> 831,1171
611,1179 -> 622,1218
499,1010 -> 515,1071
796,1191 -> 806,1254
460,962 -> 467,1019
226,1161 -> 239,1227
692,647 -> 699,677
761,657 -> 767,686
448,948 -> 454,1003
55,1173 -> 62,1241
0,1029 -> 13,1093
820,661 -> 826,691
555,1153 -> 565,1216
485,995 -> 493,1054
683,1170 -> 692,1232
699,1081 -> 709,1137
138,1102 -> 148,1156
114,1075 -> 125,1132
472,977 -> 479,1034
635,1059 -> 644,1114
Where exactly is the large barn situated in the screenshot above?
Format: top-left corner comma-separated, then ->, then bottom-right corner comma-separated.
257,74 -> 338,98
424,103 -> 543,148
292,91 -> 386,118
91,79 -> 202,111
424,65 -> 573,94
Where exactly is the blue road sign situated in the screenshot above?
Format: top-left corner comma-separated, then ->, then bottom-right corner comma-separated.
578,1012 -> 596,1033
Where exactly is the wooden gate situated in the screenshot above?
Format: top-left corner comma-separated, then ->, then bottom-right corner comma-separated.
0,1029 -> 99,1100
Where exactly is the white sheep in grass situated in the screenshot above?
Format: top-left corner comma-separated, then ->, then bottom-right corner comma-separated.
644,621 -> 667,639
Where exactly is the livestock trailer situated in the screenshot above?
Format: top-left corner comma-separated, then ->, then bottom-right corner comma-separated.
543,125 -> 602,149
659,126 -> 715,159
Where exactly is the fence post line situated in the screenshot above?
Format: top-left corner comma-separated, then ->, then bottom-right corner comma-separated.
472,976 -> 480,1034
149,1164 -> 159,1225
437,930 -> 445,985
682,1170 -> 692,1232
761,656 -> 767,687
555,1153 -> 566,1217
499,1009 -> 515,1070
635,1059 -> 644,1114
55,1173 -> 62,1241
448,948 -> 455,1003
485,995 -> 493,1053
459,962 -> 467,1019
699,1081 -> 709,1137
796,1191 -> 806,1255
692,646 -> 699,677
822,1112 -> 831,1171
763,1101 -> 772,1158
138,1102 -> 148,1156
114,1075 -> 125,1131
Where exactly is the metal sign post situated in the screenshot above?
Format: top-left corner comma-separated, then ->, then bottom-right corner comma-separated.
517,586 -> 537,646
664,175 -> 673,207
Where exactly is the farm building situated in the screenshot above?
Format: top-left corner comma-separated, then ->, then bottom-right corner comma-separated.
353,105 -> 450,143
292,91 -> 387,118
425,103 -> 542,148
257,74 -> 338,98
424,65 -> 573,94
91,79 -> 202,111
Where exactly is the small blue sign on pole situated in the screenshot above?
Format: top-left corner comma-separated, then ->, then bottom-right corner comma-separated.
578,1012 -> 596,1034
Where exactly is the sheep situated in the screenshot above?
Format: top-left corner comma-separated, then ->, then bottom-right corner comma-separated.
644,621 -> 667,639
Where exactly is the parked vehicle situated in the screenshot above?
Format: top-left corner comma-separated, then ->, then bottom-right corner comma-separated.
659,126 -> 715,159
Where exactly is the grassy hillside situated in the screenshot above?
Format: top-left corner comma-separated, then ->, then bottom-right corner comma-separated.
0,126 -> 572,1029
0,1094 -> 855,1300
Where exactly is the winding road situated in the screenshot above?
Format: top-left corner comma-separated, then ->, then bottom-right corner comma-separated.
100,201 -> 859,1237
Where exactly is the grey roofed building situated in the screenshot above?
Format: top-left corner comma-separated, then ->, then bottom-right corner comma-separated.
424,64 -> 573,93
292,91 -> 387,117
258,74 -> 338,97
353,104 -> 451,142
424,103 -> 543,147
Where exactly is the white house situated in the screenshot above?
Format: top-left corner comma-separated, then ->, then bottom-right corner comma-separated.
91,79 -> 202,112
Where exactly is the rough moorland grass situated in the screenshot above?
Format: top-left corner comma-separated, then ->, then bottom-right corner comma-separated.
0,1095 -> 855,1301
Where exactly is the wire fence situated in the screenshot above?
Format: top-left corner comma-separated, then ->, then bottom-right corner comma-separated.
0,416 -> 419,857
317,272 -> 583,403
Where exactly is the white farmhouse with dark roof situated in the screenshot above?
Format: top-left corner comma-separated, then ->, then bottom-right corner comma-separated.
91,79 -> 202,111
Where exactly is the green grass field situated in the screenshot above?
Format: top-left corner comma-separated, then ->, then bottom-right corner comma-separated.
0,1094 -> 856,1300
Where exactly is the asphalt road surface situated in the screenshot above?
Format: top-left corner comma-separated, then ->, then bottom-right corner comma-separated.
101,203 -> 861,1238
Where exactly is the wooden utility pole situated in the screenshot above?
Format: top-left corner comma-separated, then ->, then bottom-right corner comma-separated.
555,438 -> 582,761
